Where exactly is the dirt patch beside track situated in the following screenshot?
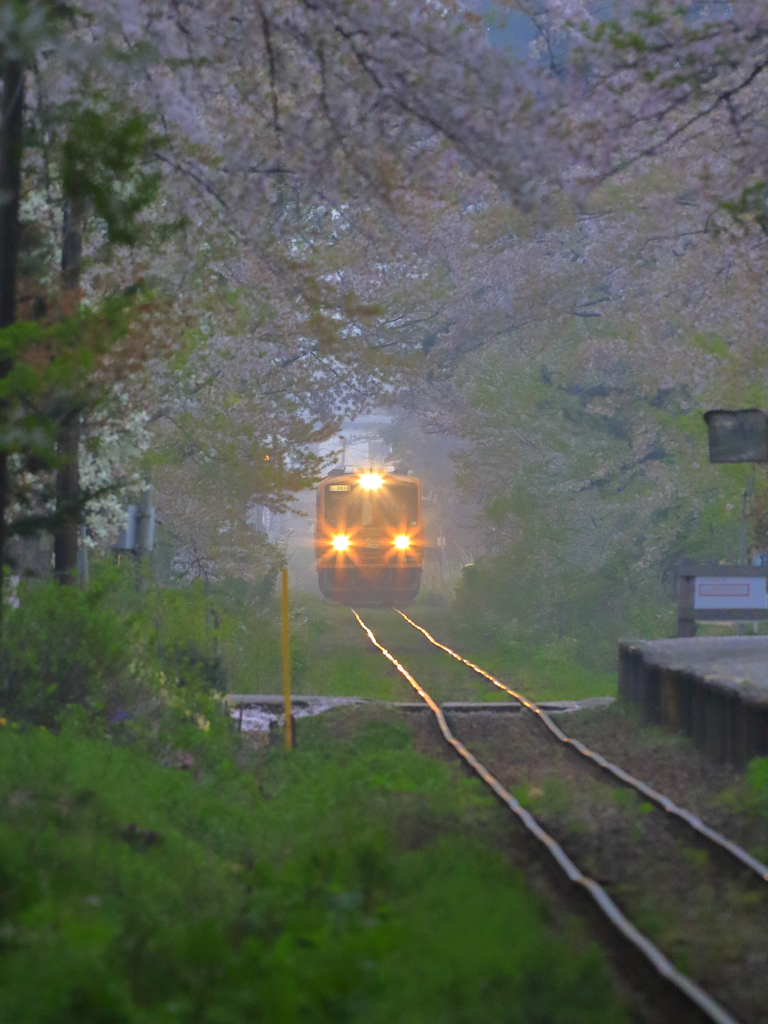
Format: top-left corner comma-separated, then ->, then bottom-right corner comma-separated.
406,705 -> 768,1024
562,702 -> 768,858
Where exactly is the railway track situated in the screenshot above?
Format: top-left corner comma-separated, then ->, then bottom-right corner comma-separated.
351,608 -> 768,1024
393,609 -> 768,884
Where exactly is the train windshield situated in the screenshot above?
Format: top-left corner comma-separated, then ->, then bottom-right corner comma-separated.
324,481 -> 418,529
377,484 -> 419,528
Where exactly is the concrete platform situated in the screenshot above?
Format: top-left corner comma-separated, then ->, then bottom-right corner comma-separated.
619,637 -> 768,767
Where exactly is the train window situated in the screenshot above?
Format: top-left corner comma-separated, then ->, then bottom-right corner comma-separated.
324,490 -> 362,528
379,484 -> 419,528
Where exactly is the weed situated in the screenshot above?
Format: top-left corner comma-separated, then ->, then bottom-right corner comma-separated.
0,709 -> 627,1023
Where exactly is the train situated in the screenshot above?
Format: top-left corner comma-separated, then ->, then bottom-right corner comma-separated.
315,469 -> 423,605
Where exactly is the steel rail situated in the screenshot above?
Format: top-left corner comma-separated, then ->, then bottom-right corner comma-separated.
394,609 -> 768,884
351,609 -> 742,1024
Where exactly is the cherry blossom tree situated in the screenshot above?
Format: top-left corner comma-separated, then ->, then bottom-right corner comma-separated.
406,142 -> 768,644
8,0 -> 767,597
17,0 -> 563,578
0,1 -> 507,579
543,0 -> 768,222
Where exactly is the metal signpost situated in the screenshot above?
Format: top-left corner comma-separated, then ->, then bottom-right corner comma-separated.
680,409 -> 768,636
114,486 -> 156,555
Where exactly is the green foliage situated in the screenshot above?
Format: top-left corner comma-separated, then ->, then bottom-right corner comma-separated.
0,1 -> 66,63
142,581 -> 228,692
0,580 -> 136,727
147,576 -> 282,696
449,311 -> 767,660
745,757 -> 768,823
721,182 -> 768,235
0,552 -> 287,735
0,292 -> 138,406
0,291 -> 146,541
454,554 -> 671,675
0,569 -> 241,766
1,84 -> 176,555
0,711 -> 627,1023
61,107 -> 163,245
82,556 -> 284,698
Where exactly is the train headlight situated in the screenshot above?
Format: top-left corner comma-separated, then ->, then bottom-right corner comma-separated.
332,535 -> 351,551
359,472 -> 383,490
394,534 -> 410,550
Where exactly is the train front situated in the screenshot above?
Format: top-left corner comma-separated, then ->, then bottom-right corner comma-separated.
315,471 -> 423,605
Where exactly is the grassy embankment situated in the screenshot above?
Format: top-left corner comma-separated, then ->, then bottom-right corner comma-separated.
0,706 -> 627,1023
0,568 -> 638,1021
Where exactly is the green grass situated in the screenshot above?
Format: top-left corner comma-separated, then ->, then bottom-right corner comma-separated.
292,601 -> 410,701
425,614 -> 618,702
288,596 -> 617,704
467,646 -> 617,703
0,710 -> 627,1023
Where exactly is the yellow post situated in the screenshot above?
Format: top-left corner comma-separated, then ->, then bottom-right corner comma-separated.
281,567 -> 293,750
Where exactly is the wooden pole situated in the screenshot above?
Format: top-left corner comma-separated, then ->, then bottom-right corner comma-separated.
281,567 -> 293,750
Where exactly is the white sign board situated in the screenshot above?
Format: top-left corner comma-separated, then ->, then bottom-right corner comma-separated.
694,576 -> 768,610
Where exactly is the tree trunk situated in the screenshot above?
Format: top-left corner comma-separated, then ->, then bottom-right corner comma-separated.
53,200 -> 83,586
53,412 -> 80,585
0,61 -> 25,618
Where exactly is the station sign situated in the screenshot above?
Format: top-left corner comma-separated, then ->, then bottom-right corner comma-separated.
678,560 -> 768,636
693,577 -> 768,611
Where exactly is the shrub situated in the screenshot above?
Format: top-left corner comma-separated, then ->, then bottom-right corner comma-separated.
0,577 -> 237,771
0,581 -> 138,727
